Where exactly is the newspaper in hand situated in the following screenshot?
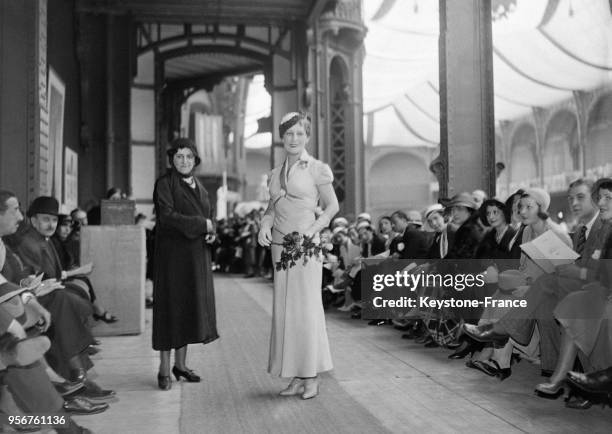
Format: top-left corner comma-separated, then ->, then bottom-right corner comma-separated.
520,230 -> 579,274
19,273 -> 45,291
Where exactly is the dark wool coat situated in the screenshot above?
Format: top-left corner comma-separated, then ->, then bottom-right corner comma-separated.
389,227 -> 432,260
152,170 -> 219,351
475,225 -> 518,271
1,242 -> 94,379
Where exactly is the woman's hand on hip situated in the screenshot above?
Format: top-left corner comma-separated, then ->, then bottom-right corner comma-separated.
258,226 -> 272,247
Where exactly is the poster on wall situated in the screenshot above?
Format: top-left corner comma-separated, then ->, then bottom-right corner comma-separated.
64,148 -> 78,212
47,67 -> 65,204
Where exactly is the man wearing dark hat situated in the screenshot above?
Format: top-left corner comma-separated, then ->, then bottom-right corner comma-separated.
4,196 -> 115,403
0,191 -> 104,429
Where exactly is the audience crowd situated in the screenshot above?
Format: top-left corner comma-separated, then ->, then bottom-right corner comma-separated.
3,178 -> 612,432
0,191 -> 121,433
210,180 -> 612,411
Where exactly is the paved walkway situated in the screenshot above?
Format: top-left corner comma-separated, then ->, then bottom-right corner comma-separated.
75,274 -> 612,434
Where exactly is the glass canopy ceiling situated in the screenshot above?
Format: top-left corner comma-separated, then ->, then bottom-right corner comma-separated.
244,0 -> 612,150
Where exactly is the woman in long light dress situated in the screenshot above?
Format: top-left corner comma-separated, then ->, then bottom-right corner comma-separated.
258,112 -> 339,399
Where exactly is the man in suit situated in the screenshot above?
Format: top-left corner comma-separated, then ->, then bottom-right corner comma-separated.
389,210 -> 431,260
5,196 -> 115,403
346,222 -> 386,308
465,179 -> 609,373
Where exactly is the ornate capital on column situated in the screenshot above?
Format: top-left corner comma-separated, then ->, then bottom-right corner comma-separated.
318,0 -> 367,48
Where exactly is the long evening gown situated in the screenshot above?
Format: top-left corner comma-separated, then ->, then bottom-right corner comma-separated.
267,150 -> 334,378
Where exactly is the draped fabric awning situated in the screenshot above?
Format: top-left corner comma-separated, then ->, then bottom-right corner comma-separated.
244,74 -> 272,149
364,0 -> 612,148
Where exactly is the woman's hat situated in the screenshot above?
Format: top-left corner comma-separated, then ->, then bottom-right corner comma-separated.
424,204 -> 444,220
27,196 -> 59,217
332,226 -> 347,236
357,212 -> 371,222
405,210 -> 423,227
522,188 -> 550,213
57,214 -> 73,226
356,220 -> 372,231
332,217 -> 349,228
479,198 -> 510,226
442,192 -> 478,210
166,137 -> 201,167
279,112 -> 311,138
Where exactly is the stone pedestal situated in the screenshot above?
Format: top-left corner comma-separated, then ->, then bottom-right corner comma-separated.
80,226 -> 145,336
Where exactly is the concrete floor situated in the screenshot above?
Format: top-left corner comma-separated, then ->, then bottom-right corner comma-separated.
74,274 -> 612,434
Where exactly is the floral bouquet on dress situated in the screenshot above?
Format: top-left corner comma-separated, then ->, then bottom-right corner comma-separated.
275,231 -> 329,271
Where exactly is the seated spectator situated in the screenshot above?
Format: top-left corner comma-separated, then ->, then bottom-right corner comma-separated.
51,214 -> 117,323
357,221 -> 386,259
70,208 -> 88,228
463,188 -> 575,374
389,210 -> 431,260
424,204 -> 451,259
0,190 -> 106,428
377,215 -> 397,249
461,198 -> 519,374
3,195 -> 115,401
533,178 -> 612,405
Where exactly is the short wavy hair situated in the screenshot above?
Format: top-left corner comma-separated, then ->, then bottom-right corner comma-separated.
166,137 -> 201,167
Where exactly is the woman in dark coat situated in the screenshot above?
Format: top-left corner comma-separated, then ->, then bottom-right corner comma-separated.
153,138 -> 219,390
441,192 -> 485,324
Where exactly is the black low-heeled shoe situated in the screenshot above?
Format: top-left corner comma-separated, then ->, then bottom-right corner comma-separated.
466,360 -> 498,377
158,373 -> 172,390
448,339 -> 483,359
93,311 -> 118,324
172,366 -> 201,382
487,359 -> 512,381
565,394 -> 593,410
448,343 -> 471,359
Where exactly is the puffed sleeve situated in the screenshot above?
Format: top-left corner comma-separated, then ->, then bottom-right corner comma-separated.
314,161 -> 334,185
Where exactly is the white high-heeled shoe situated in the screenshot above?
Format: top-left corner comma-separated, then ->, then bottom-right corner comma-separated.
301,378 -> 319,400
279,378 -> 304,396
